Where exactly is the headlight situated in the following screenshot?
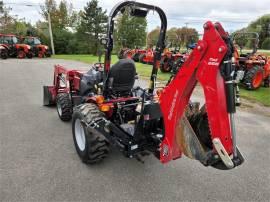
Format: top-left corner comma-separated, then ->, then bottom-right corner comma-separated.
26,45 -> 31,49
44,46 -> 48,50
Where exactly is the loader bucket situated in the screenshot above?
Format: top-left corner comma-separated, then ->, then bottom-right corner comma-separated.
43,86 -> 56,106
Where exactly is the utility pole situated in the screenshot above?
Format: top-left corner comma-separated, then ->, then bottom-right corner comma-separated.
48,11 -> 55,55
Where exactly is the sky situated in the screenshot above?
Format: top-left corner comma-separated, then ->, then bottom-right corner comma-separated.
4,0 -> 270,33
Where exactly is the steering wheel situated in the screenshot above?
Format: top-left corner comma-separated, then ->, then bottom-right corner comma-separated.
92,62 -> 104,71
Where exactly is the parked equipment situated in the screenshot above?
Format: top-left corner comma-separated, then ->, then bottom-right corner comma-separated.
0,44 -> 8,59
160,47 -> 179,72
233,32 -> 270,90
44,1 -> 244,170
139,48 -> 154,64
22,36 -> 51,58
0,34 -> 33,58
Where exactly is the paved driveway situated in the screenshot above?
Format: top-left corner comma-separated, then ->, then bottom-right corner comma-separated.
0,59 -> 269,201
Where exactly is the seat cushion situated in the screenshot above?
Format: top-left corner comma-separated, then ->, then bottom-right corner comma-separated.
108,59 -> 136,93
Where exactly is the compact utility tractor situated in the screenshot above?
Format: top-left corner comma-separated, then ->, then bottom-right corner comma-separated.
22,36 -> 51,58
233,32 -> 270,90
44,1 -> 244,170
0,34 -> 33,58
0,44 -> 8,59
139,48 -> 154,64
121,48 -> 147,62
160,47 -> 183,73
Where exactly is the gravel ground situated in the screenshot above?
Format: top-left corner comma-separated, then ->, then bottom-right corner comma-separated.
0,58 -> 270,202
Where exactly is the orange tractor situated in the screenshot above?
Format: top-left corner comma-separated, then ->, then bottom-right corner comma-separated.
22,36 -> 51,58
0,34 -> 33,58
139,48 -> 154,64
233,32 -> 270,90
119,47 -> 147,62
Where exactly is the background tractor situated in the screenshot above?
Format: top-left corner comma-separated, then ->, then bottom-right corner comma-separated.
0,34 -> 33,58
233,32 -> 270,90
43,1 -> 244,170
139,47 -> 154,64
22,36 -> 51,58
0,44 -> 8,59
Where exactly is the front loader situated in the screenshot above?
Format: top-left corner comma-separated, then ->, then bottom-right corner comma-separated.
44,1 -> 244,170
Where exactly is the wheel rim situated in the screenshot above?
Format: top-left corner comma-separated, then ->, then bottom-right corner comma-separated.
18,51 -> 25,58
252,71 -> 263,88
57,102 -> 62,116
74,119 -> 86,151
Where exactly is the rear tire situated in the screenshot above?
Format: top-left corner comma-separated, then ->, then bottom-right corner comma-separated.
139,54 -> 146,63
264,76 -> 270,87
26,52 -> 33,59
56,93 -> 72,121
243,65 -> 263,90
160,57 -> 172,72
132,53 -> 140,62
72,103 -> 109,164
1,51 -> 8,59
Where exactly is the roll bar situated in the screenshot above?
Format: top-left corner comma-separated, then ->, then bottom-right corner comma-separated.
103,1 -> 167,94
232,32 -> 259,54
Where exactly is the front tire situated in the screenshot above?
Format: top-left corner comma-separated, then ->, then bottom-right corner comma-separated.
56,93 -> 73,121
160,57 -> 172,72
17,50 -> 26,59
139,54 -> 146,63
72,104 -> 109,164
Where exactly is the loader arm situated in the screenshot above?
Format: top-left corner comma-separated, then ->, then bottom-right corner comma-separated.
159,21 -> 242,168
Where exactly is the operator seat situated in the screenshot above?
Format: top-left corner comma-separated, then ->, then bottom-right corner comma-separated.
107,59 -> 136,96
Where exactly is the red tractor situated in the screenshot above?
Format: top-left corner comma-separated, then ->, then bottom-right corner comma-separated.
43,1 -> 244,170
233,32 -> 270,90
139,48 -> 154,64
0,34 -> 33,58
22,36 -> 51,58
121,48 -> 147,62
160,47 -> 183,72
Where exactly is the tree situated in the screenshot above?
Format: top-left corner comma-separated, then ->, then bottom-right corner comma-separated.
114,9 -> 147,50
77,0 -> 107,55
167,27 -> 178,46
0,1 -> 15,33
262,37 -> 270,50
248,14 -> 270,48
234,14 -> 270,49
0,1 -> 3,13
147,27 -> 160,47
147,26 -> 198,49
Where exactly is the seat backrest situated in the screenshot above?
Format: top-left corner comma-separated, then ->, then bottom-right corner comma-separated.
108,59 -> 136,95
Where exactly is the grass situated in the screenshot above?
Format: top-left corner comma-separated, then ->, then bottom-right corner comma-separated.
52,54 -> 270,106
240,87 -> 270,107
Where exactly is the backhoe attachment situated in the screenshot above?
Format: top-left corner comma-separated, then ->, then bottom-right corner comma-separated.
159,21 -> 244,170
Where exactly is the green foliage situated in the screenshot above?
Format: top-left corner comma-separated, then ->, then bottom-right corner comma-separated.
234,14 -> 270,49
148,26 -> 198,49
114,10 -> 147,50
0,1 -> 3,13
76,0 -> 107,55
147,27 -> 160,48
262,38 -> 270,50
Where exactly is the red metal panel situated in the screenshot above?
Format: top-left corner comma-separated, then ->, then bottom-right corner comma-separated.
159,21 -> 233,163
